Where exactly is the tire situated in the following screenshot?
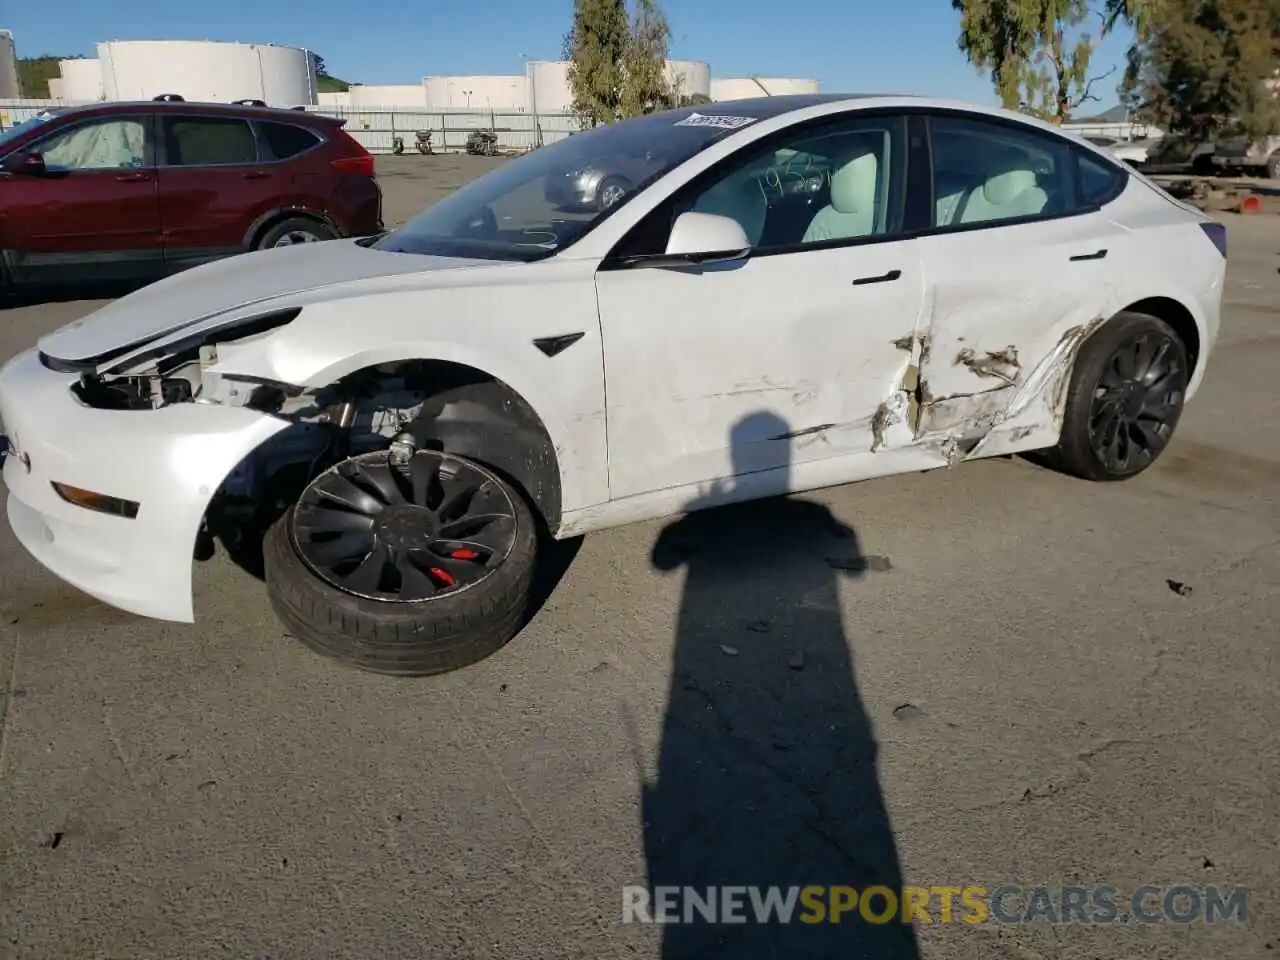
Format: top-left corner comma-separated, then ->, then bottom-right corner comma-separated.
1043,311 -> 1189,482
596,177 -> 629,210
1267,152 -> 1280,181
1191,154 -> 1215,176
263,450 -> 539,677
257,217 -> 335,250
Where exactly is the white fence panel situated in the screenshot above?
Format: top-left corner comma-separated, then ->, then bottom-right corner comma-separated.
1,98 -> 585,154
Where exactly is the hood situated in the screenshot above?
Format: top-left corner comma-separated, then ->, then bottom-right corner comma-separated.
39,239 -> 496,366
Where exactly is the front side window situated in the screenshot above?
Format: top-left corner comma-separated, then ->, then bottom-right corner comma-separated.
373,106 -> 778,261
34,117 -> 146,171
162,116 -> 258,166
679,115 -> 908,251
930,115 -> 1073,227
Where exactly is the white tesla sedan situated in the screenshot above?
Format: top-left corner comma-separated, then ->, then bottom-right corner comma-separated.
0,94 -> 1225,676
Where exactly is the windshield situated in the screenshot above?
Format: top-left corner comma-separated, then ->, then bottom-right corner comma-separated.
0,111 -> 63,152
374,108 -> 762,261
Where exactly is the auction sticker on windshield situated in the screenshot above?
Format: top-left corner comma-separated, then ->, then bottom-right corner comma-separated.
674,113 -> 757,130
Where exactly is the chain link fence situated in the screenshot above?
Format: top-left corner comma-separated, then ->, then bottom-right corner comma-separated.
0,99 -> 584,154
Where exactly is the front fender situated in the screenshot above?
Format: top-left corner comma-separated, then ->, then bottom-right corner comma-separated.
204,278 -> 611,517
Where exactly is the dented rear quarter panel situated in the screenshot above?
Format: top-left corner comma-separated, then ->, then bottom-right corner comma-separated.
911,178 -> 1221,460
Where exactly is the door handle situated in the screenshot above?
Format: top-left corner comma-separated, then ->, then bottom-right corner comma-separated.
115,172 -> 152,182
851,269 -> 902,286
241,171 -> 270,180
1069,249 -> 1108,261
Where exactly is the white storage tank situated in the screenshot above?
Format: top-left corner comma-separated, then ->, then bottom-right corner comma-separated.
525,60 -> 572,114
664,59 -> 711,101
47,77 -> 64,99
97,39 -> 318,106
424,74 -> 527,110
59,57 -> 105,101
347,84 -> 427,108
0,30 -> 18,99
711,77 -> 821,101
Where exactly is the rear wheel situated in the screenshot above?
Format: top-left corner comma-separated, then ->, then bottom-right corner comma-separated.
1043,311 -> 1189,481
1267,151 -> 1280,181
257,217 -> 334,249
597,177 -> 629,210
263,449 -> 538,676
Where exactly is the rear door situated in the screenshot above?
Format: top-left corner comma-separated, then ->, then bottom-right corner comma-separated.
155,113 -> 279,269
912,112 -> 1128,447
0,112 -> 162,286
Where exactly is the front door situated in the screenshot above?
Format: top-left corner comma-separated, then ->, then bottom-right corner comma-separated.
0,113 -> 162,286
156,113 -> 279,268
595,112 -> 924,500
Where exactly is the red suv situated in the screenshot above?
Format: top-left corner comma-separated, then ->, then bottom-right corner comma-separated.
0,97 -> 382,292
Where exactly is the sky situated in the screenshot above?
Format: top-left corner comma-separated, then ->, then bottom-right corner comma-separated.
4,0 -> 1135,112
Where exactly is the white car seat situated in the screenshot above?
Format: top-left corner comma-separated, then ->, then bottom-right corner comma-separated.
958,146 -> 1048,223
691,173 -> 768,246
802,149 -> 880,243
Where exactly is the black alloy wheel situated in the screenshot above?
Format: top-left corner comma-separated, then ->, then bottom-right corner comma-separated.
1044,310 -> 1189,482
290,450 -> 519,602
1087,328 -> 1186,474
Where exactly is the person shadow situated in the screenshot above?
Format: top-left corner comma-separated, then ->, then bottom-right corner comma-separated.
642,411 -> 921,959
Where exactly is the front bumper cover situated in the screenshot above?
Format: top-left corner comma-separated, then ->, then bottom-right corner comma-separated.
0,348 -> 290,622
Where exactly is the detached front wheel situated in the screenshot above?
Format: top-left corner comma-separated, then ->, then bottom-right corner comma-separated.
264,449 -> 538,676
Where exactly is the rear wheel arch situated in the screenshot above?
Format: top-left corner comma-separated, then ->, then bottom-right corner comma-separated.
1114,296 -> 1200,380
245,207 -> 336,250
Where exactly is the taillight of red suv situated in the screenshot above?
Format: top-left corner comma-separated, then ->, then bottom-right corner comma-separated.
329,126 -> 376,178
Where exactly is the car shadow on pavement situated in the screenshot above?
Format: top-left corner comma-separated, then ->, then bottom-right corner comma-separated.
642,411 -> 920,960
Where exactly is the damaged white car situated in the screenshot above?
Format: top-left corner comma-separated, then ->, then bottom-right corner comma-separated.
0,94 -> 1225,676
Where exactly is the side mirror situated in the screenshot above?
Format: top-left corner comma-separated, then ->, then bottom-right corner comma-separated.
664,211 -> 750,260
2,152 -> 46,176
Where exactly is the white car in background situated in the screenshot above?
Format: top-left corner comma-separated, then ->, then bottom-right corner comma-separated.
1083,135 -> 1152,168
0,94 -> 1226,676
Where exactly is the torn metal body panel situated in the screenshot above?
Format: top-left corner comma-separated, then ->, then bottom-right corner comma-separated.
909,215 -> 1124,449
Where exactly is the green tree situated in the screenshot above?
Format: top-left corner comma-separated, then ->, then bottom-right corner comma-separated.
564,0 -> 679,126
619,0 -> 676,117
16,55 -> 67,99
1122,0 -> 1280,140
953,0 -> 1149,121
564,0 -> 631,127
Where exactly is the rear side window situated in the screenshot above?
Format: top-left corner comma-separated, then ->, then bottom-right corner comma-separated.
260,122 -> 321,160
162,116 -> 258,166
930,114 -> 1075,228
1077,152 -> 1126,207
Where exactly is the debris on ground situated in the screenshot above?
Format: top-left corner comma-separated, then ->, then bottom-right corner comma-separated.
1166,579 -> 1193,597
788,651 -> 806,670
892,703 -> 926,722
719,644 -> 740,657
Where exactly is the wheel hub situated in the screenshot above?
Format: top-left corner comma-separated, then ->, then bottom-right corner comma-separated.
1087,329 -> 1186,474
374,504 -> 436,551
289,450 -> 520,603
